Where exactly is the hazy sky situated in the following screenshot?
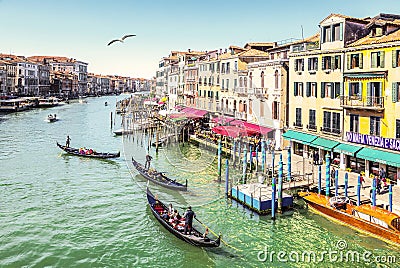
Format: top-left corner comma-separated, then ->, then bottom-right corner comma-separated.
1,0 -> 399,79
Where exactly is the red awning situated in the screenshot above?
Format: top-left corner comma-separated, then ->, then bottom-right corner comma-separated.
230,120 -> 273,135
212,116 -> 235,124
212,125 -> 258,138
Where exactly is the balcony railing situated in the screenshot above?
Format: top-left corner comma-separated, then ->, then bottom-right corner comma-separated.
185,77 -> 196,82
321,127 -> 341,135
233,87 -> 248,95
307,124 -> 317,131
235,111 -> 247,120
340,96 -> 384,109
293,122 -> 303,128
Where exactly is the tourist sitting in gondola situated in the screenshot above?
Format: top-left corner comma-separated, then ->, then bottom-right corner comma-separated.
161,210 -> 169,221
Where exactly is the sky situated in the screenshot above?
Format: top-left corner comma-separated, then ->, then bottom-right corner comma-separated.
1,0 -> 400,79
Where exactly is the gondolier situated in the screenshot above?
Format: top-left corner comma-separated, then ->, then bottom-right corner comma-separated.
66,135 -> 71,147
145,154 -> 153,169
183,206 -> 196,235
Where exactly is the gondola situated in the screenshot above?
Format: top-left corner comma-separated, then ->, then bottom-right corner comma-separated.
131,157 -> 187,191
146,187 -> 220,247
56,142 -> 120,159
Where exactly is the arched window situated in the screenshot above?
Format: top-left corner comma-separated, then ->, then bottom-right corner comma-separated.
199,77 -> 202,85
244,77 -> 247,88
239,77 -> 243,87
233,100 -> 237,111
274,70 -> 279,89
243,101 -> 247,114
239,100 -> 243,112
261,71 -> 265,88
249,72 -> 253,88
204,77 -> 207,85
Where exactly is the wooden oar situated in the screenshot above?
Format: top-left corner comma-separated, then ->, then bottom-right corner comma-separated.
194,217 -> 241,251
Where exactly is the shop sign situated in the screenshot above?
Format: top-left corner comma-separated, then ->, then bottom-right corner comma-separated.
346,131 -> 400,152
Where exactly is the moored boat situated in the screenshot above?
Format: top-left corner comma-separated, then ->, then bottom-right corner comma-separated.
146,187 -> 220,247
47,114 -> 58,122
299,191 -> 400,245
132,157 -> 187,191
56,142 -> 120,159
38,97 -> 59,108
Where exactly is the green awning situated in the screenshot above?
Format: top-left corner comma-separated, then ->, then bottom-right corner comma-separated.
310,137 -> 340,151
282,130 -> 317,145
356,148 -> 400,167
333,143 -> 363,156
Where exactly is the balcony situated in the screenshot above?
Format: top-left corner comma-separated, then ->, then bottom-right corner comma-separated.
185,77 -> 196,82
217,107 -> 235,116
293,122 -> 303,128
320,127 -> 341,136
307,124 -> 317,131
248,87 -> 268,99
233,87 -> 248,95
340,96 -> 384,111
235,111 -> 247,120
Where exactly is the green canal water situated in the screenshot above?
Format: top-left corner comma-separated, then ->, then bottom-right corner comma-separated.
0,95 -> 399,267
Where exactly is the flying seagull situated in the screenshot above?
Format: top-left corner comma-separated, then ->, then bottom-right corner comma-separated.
107,34 -> 136,46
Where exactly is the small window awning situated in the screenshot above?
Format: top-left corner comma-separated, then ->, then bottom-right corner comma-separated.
310,137 -> 340,151
230,120 -> 273,135
333,143 -> 363,156
356,148 -> 400,167
343,71 -> 387,80
282,130 -> 317,144
212,116 -> 235,124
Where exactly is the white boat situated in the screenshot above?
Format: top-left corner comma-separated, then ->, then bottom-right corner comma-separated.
38,97 -> 59,108
47,114 -> 58,122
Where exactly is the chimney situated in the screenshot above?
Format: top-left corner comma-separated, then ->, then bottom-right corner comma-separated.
188,48 -> 191,52
219,48 -> 222,54
224,48 -> 227,53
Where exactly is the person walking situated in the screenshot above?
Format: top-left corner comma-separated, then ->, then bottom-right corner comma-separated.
183,206 -> 196,235
330,167 -> 336,186
66,135 -> 71,147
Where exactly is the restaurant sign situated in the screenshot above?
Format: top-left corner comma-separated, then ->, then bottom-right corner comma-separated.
346,131 -> 400,152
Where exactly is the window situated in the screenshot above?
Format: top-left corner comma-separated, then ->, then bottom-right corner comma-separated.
349,82 -> 361,99
323,111 -> 331,131
332,82 -> 340,99
294,59 -> 304,72
322,56 -> 332,70
323,26 -> 331,42
348,53 -> 363,69
396,119 -> 400,139
322,111 -> 340,133
249,72 -> 253,88
272,101 -> 279,120
234,61 -> 238,72
334,55 -> 341,69
274,70 -> 279,89
294,82 -> 303,96
295,108 -> 302,127
306,82 -> 317,97
221,79 -> 224,90
370,116 -> 381,136
309,109 -> 316,129
308,57 -> 318,71
234,79 -> 237,90
261,71 -> 265,88
332,23 -> 342,41
226,62 -> 230,74
371,51 -> 385,68
244,77 -> 247,88
221,63 -> 225,74
392,82 -> 400,102
239,77 -> 243,87
350,114 -> 359,133
332,113 -> 340,133
392,50 -> 400,67
226,79 -> 229,90
320,82 -> 331,98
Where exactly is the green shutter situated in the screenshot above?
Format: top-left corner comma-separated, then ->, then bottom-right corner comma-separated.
393,82 -> 398,103
339,22 -> 343,41
393,50 -> 397,68
347,54 -> 351,70
359,53 -> 363,69
330,82 -> 335,99
380,51 -> 385,68
371,52 -> 377,68
321,82 -> 325,98
322,57 -> 326,70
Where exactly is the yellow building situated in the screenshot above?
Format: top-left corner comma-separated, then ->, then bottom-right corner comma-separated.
285,13 -> 400,183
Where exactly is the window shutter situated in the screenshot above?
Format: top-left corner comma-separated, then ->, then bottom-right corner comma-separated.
347,55 -> 351,70
393,50 -> 397,68
339,22 -> 343,41
302,59 -> 304,71
321,82 -> 325,98
322,57 -> 326,70
306,83 -> 310,97
337,55 -> 341,69
393,82 -> 398,103
316,58 -> 318,71
380,51 -> 385,68
359,82 -> 363,98
359,53 -> 363,69
331,56 -> 335,70
330,82 -> 335,99
294,60 -> 298,71
308,58 -> 311,71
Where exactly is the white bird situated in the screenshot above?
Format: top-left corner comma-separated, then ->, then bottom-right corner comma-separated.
107,34 -> 136,46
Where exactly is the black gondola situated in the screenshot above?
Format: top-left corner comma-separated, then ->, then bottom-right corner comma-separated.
131,157 -> 187,191
146,187 -> 220,247
56,142 -> 120,159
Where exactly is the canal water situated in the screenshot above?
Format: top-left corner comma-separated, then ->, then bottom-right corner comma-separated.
0,95 -> 399,267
